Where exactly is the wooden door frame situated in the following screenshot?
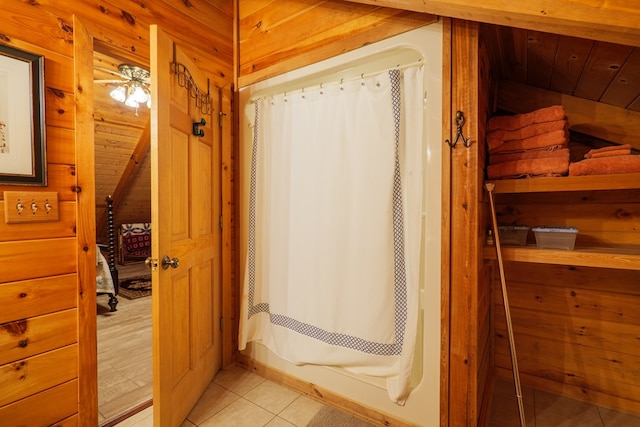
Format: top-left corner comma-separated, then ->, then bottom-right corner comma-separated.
73,15 -> 99,425
74,17 -> 234,424
446,18 -> 484,427
440,17 -> 452,427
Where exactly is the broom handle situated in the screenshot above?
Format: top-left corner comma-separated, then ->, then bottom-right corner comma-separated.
485,183 -> 526,427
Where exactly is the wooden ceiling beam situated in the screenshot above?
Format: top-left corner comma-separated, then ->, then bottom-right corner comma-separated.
343,0 -> 640,47
96,119 -> 151,235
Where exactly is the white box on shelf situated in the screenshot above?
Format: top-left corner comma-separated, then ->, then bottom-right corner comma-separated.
532,226 -> 579,250
497,225 -> 530,246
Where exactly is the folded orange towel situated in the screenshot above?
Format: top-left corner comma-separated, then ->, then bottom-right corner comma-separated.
487,119 -> 567,152
487,150 -> 570,179
489,129 -> 568,155
488,105 -> 566,132
490,148 -> 570,165
584,144 -> 632,159
569,155 -> 640,176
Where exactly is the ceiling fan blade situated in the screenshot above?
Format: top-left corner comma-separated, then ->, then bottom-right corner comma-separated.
94,79 -> 126,84
94,66 -> 123,77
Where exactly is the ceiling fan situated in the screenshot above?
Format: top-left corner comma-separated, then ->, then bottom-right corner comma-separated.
94,64 -> 151,109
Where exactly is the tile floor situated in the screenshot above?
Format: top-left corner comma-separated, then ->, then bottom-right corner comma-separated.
114,366 -> 640,427
489,377 -> 640,427
114,365 -> 374,427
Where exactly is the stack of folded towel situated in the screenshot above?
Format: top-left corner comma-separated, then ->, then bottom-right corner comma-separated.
486,105 -> 570,179
569,144 -> 640,176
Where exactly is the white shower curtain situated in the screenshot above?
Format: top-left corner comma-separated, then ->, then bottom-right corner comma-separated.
239,65 -> 425,404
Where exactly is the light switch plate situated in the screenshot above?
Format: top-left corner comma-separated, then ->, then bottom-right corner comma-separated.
3,191 -> 59,223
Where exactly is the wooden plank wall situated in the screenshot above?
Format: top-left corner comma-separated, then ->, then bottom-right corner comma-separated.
480,20 -> 640,421
237,0 -> 437,87
491,189 -> 640,415
487,23 -> 640,410
0,0 -> 232,424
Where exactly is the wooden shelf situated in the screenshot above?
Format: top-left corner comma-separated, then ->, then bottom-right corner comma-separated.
486,173 -> 640,193
483,244 -> 640,270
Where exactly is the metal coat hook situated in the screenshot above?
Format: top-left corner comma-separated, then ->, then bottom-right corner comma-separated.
445,111 -> 471,148
193,118 -> 206,137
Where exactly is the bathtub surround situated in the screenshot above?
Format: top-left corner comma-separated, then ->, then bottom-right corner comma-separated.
238,25 -> 443,426
239,62 -> 425,404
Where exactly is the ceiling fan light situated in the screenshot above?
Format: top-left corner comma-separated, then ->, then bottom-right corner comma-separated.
110,85 -> 127,103
106,64 -> 152,111
132,85 -> 149,103
125,93 -> 139,108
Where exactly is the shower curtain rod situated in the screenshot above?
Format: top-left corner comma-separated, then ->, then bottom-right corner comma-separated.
250,59 -> 424,103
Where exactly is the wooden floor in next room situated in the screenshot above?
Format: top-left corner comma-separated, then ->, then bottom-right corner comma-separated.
97,262 -> 152,425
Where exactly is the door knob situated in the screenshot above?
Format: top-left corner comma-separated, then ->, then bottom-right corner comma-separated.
145,257 -> 158,271
161,255 -> 180,270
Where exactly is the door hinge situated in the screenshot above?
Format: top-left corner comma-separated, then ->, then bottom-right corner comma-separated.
219,215 -> 223,230
220,316 -> 224,331
218,111 -> 227,128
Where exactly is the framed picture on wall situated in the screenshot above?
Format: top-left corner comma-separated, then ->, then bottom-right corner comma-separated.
0,44 -> 46,186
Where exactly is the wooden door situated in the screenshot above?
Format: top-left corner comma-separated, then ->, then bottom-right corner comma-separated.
150,25 -> 222,426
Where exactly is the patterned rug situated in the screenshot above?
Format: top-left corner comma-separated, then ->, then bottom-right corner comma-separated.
118,276 -> 152,300
307,407 -> 376,427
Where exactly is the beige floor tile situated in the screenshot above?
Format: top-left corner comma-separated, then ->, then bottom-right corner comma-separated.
534,390 -> 604,427
213,365 -> 266,396
265,416 -> 297,427
598,407 -> 640,427
244,379 -> 301,414
489,378 -> 535,427
535,410 -> 604,427
488,395 -> 535,427
186,381 -> 240,424
278,395 -> 325,427
198,398 -> 276,427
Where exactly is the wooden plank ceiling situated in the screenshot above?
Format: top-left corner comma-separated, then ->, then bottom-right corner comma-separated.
483,24 -> 640,148
485,25 -> 640,112
93,49 -> 151,239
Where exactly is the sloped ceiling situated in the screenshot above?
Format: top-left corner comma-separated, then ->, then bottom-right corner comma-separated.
485,25 -> 640,112
93,49 -> 151,240
483,24 -> 640,149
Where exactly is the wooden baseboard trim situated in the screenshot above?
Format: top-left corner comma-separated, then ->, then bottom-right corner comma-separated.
100,399 -> 153,427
